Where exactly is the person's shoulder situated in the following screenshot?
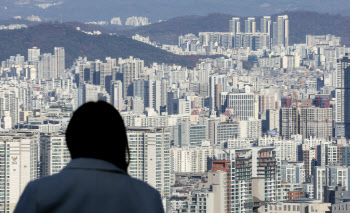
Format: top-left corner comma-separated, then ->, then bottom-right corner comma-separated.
27,172 -> 67,190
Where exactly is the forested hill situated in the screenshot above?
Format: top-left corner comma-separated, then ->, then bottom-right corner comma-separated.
0,23 -> 210,68
116,11 -> 350,46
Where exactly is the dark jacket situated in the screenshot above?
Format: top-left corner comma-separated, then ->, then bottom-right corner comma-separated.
14,158 -> 164,213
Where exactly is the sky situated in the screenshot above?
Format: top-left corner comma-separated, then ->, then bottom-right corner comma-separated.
0,0 -> 349,21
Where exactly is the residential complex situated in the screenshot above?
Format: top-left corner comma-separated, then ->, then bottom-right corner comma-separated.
0,14 -> 350,213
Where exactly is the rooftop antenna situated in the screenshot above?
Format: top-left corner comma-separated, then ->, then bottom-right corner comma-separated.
60,14 -> 63,24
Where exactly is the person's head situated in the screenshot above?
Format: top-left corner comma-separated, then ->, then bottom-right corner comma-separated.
65,101 -> 129,172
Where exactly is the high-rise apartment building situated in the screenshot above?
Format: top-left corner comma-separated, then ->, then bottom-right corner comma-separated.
110,80 -> 123,111
171,146 -> 219,173
260,16 -> 271,35
99,62 -> 112,92
189,124 -> 207,146
266,109 -> 280,134
225,93 -> 258,121
144,80 -> 161,113
127,127 -> 170,198
274,15 -> 289,47
314,166 -> 349,200
216,120 -> 239,146
188,190 -> 215,213
133,78 -> 145,98
35,47 -> 65,80
28,47 -> 40,62
0,90 -> 19,129
245,17 -> 256,34
300,107 -> 333,139
238,118 -> 262,139
302,148 -> 317,179
160,79 -> 167,109
281,162 -> 306,184
229,17 -> 240,34
211,160 -> 231,212
132,96 -> 144,114
83,83 -> 101,103
89,60 -> 101,85
251,33 -> 271,50
217,147 -> 281,213
172,117 -> 191,147
272,21 -> 278,47
187,173 -> 227,213
314,167 -> 327,200
209,75 -> 227,111
87,58 -> 115,91
335,55 -> 350,138
280,107 -> 298,139
38,53 -> 56,79
54,47 -> 65,78
120,57 -> 144,98
0,132 -> 39,213
169,98 -> 191,115
40,133 -> 70,176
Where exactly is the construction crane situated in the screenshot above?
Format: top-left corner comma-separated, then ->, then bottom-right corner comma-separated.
292,66 -> 311,135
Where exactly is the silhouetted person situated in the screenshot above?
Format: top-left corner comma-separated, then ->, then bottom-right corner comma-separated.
14,101 -> 164,213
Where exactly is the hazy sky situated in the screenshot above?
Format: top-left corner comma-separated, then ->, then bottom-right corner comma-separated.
1,0 -> 349,21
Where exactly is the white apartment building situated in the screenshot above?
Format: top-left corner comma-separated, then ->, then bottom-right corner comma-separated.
267,200 -> 331,213
0,132 -> 39,213
281,162 -> 306,184
40,133 -> 70,176
54,47 -> 65,78
258,136 -> 299,162
207,171 -> 226,213
171,146 -> 220,173
238,118 -> 262,139
218,147 -> 282,213
300,107 -> 333,139
185,171 -> 227,213
275,140 -> 299,162
188,190 -> 214,213
144,80 -> 161,113
266,109 -> 280,134
274,15 -> 289,47
258,135 -> 281,146
328,166 -> 349,191
226,138 -> 252,149
127,127 -> 170,198
229,17 -> 240,34
119,56 -> 144,98
82,83 -> 102,103
125,16 -> 150,26
28,47 -> 40,62
226,93 -> 258,121
0,89 -> 19,129
302,137 -> 327,150
313,166 -> 348,201
327,144 -> 343,165
110,80 -> 123,111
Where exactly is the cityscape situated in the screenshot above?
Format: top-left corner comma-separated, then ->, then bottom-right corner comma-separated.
1,3 -> 350,213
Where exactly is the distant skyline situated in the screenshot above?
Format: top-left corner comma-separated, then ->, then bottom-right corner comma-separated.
0,0 -> 350,22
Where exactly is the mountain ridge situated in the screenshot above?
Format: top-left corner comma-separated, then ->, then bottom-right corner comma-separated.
0,23 -> 213,68
114,11 -> 350,46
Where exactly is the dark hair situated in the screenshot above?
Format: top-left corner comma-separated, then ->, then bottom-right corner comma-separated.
65,101 -> 130,172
